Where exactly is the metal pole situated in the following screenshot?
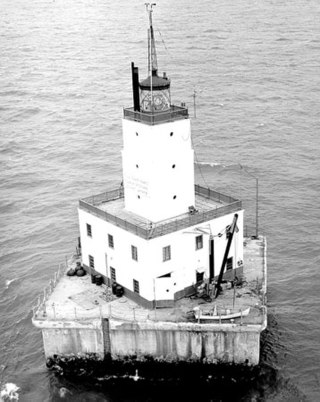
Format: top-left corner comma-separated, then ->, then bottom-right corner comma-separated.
256,178 -> 259,238
239,164 -> 259,238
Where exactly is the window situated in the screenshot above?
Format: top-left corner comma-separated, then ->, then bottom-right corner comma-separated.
86,223 -> 92,237
110,267 -> 116,282
133,279 -> 140,294
163,245 -> 171,262
226,257 -> 233,271
131,245 -> 138,261
196,271 -> 204,283
108,234 -> 114,248
89,255 -> 94,269
195,235 -> 203,250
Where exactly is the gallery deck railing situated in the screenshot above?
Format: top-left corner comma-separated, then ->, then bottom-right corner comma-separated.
79,185 -> 242,240
123,105 -> 189,125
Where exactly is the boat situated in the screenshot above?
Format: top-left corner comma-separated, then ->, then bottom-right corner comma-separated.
194,306 -> 251,321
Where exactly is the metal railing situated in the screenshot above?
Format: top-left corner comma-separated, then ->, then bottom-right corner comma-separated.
123,105 -> 189,125
79,185 -> 242,240
32,263 -> 66,320
32,254 -> 76,321
194,185 -> 238,204
83,188 -> 124,206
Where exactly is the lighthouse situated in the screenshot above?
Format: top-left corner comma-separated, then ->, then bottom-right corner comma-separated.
32,5 -> 267,367
78,5 -> 244,308
123,5 -> 194,223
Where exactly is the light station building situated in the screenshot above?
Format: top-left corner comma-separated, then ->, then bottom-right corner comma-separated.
78,9 -> 244,309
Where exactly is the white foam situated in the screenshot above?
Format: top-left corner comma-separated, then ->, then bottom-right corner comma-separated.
5,279 -> 18,289
0,383 -> 20,401
59,387 -> 72,398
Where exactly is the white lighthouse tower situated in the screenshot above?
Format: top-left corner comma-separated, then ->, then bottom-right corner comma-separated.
78,6 -> 244,308
122,5 -> 194,222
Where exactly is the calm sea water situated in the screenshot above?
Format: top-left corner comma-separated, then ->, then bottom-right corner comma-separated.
1,0 -> 320,400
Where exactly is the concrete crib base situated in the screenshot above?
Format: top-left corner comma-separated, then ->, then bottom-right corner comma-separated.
35,317 -> 263,367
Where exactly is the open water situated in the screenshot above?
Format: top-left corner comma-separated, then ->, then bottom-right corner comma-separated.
1,0 -> 320,400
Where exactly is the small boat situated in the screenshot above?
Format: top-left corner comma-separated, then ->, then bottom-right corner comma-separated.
194,306 -> 250,321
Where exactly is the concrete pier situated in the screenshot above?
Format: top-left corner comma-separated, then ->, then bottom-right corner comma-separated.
32,237 -> 267,366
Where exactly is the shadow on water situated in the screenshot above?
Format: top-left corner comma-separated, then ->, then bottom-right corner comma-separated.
46,315 -> 307,402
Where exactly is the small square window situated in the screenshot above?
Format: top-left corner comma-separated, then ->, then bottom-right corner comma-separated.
87,223 -> 92,237
110,267 -> 116,282
133,279 -> 140,294
108,234 -> 114,248
163,245 -> 171,262
131,245 -> 138,261
196,235 -> 203,250
226,257 -> 233,271
89,255 -> 94,269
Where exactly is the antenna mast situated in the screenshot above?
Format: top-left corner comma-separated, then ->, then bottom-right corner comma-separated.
145,3 -> 158,75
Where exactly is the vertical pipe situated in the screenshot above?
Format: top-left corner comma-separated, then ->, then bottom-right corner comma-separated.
256,178 -> 259,238
131,62 -> 140,112
209,238 -> 214,280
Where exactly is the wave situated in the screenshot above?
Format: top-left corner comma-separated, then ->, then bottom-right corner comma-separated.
4,278 -> 18,290
195,161 -> 224,168
195,162 -> 245,170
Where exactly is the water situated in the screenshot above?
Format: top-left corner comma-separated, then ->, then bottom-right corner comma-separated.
1,0 -> 319,400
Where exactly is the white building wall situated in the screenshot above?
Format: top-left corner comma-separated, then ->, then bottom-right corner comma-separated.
78,208 -> 244,303
78,209 -> 155,299
122,118 -> 195,222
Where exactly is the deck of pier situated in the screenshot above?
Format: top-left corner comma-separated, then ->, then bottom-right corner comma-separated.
35,237 -> 266,328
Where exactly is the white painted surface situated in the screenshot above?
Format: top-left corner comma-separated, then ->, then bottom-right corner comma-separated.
78,208 -> 244,302
122,118 -> 195,222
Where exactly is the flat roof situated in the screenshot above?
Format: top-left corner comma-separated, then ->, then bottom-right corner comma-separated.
79,185 -> 242,239
33,237 -> 267,329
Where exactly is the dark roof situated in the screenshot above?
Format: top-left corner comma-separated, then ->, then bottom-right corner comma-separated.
140,74 -> 170,90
